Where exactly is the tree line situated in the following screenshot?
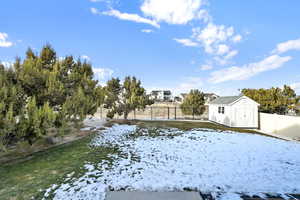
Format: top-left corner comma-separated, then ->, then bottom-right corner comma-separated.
1,45 -> 299,151
242,85 -> 299,114
179,86 -> 299,116
0,45 -> 153,151
0,45 -> 106,150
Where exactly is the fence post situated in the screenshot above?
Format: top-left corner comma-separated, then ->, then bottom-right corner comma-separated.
167,107 -> 170,120
258,112 -> 260,129
100,106 -> 103,119
192,107 -> 195,120
151,107 -> 153,120
175,107 -> 177,120
134,109 -> 136,120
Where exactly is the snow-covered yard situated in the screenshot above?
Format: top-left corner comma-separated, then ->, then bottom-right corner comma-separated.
43,124 -> 300,200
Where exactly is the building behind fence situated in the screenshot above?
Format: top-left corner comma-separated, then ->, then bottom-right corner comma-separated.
97,105 -> 208,120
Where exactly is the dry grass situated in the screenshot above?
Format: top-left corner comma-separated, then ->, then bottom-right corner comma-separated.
0,127 -> 95,165
107,119 -> 261,134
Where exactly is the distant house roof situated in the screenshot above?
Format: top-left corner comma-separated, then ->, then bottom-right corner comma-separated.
209,95 -> 260,106
204,93 -> 218,97
151,90 -> 159,93
163,90 -> 171,95
181,93 -> 187,98
209,95 -> 241,105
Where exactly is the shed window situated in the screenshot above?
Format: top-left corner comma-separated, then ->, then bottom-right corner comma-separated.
218,106 -> 225,114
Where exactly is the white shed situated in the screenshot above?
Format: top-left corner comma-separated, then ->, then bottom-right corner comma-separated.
208,95 -> 260,128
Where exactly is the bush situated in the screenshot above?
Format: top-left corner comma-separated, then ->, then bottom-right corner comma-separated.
0,45 -> 104,149
180,89 -> 205,116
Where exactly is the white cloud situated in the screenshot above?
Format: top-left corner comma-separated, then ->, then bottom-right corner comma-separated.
102,9 -> 160,28
232,34 -> 242,43
197,9 -> 211,23
92,0 -> 242,67
216,44 -> 230,55
213,57 -> 228,66
191,23 -> 242,65
200,64 -> 213,71
174,38 -> 198,47
272,38 -> 300,54
90,7 -> 99,14
141,29 -> 154,33
141,0 -> 203,25
175,77 -> 203,94
0,33 -> 13,48
214,50 -> 239,65
1,61 -> 13,68
93,67 -> 114,85
81,55 -> 91,61
192,23 -> 235,54
209,55 -> 292,83
224,50 -> 238,60
290,82 -> 300,93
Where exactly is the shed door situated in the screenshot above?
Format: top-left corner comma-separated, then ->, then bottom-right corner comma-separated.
235,104 -> 250,127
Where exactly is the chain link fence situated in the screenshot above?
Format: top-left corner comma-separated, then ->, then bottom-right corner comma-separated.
96,106 -> 208,120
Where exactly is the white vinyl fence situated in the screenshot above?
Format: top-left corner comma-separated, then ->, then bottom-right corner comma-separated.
259,113 -> 300,140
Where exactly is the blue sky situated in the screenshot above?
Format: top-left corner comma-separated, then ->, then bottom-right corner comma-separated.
1,0 -> 300,95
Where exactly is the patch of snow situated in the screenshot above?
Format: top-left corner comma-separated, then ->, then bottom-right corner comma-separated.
43,184 -> 58,198
43,125 -> 300,200
83,117 -> 106,129
80,127 -> 93,131
91,124 -> 136,145
66,172 -> 75,178
217,193 -> 242,200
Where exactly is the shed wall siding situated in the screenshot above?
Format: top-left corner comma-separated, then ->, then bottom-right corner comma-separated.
209,97 -> 259,128
209,105 -> 232,126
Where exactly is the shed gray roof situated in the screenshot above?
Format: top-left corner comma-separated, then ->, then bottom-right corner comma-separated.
209,95 -> 242,105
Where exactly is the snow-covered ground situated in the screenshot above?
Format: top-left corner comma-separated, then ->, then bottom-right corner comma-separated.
43,124 -> 300,200
81,117 -> 106,131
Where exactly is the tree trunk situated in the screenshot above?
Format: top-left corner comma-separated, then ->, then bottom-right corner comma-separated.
124,111 -> 128,120
28,138 -> 33,146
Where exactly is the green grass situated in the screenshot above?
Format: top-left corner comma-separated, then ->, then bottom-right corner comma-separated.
0,133 -> 118,200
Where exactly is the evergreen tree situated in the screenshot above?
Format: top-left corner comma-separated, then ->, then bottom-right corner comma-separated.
40,44 -> 56,69
242,85 -> 299,114
104,77 -> 152,119
103,78 -> 122,119
283,85 -> 296,98
0,44 -> 105,150
180,89 -> 205,115
26,48 -> 37,60
0,67 -> 24,150
17,97 -> 56,145
120,76 -> 152,119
